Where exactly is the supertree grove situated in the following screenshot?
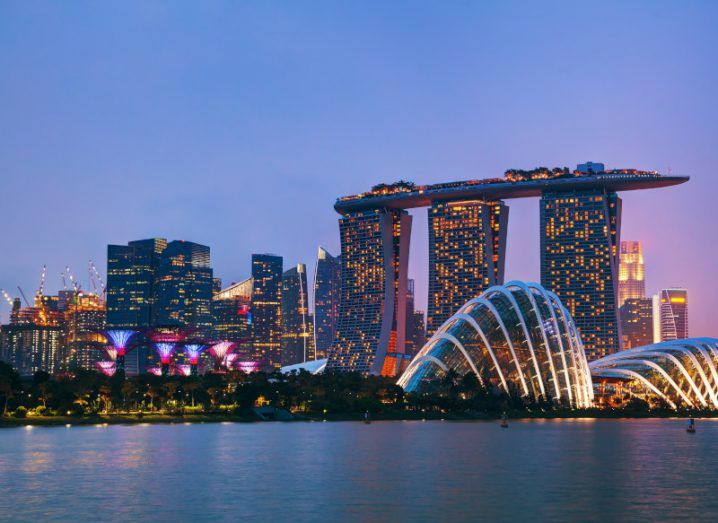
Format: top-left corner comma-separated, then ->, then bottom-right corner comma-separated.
183,344 -> 206,376
209,341 -> 235,371
105,330 -> 137,374
154,343 -> 177,376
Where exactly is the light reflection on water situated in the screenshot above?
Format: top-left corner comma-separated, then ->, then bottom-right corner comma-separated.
1,419 -> 717,522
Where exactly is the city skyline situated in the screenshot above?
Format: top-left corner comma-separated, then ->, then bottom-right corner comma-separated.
1,2 -> 716,338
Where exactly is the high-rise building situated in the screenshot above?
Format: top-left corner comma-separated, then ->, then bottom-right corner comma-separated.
61,292 -> 106,370
313,247 -> 341,359
618,241 -> 646,307
106,238 -> 167,329
427,200 -> 508,335
619,297 -> 653,349
327,208 -> 412,376
213,277 -> 253,351
251,254 -> 283,368
153,240 -> 214,336
0,300 -> 62,375
404,279 -> 426,359
656,288 -> 689,341
540,187 -> 622,360
281,264 -> 313,366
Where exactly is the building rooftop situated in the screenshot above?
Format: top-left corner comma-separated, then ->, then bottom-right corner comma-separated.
334,166 -> 689,213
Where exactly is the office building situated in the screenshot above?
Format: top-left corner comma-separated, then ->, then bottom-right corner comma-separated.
0,301 -> 62,375
618,240 -> 646,307
281,264 -> 313,366
427,200 -> 508,335
656,288 -> 689,341
213,277 -> 253,351
404,279 -> 426,359
61,292 -> 106,370
313,247 -> 341,359
153,240 -> 214,336
327,208 -> 412,376
251,254 -> 283,368
106,238 -> 166,329
619,297 -> 653,349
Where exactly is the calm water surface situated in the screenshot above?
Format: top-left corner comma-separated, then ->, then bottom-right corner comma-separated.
0,419 -> 716,522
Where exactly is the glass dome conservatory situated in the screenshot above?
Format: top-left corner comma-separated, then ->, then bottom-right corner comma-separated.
397,281 -> 594,408
590,338 -> 718,409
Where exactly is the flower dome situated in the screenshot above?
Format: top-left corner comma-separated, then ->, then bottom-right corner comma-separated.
397,281 -> 594,408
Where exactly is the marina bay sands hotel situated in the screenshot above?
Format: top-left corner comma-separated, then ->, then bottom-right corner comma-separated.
326,162 -> 688,376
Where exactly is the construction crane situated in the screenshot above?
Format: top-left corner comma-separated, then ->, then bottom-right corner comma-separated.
64,266 -> 81,292
35,265 -> 47,304
17,286 -> 31,307
89,260 -> 106,296
0,289 -> 13,307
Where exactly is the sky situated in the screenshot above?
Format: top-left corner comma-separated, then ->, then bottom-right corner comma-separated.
0,1 -> 716,335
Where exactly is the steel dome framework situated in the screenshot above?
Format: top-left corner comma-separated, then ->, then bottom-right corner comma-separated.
590,338 -> 718,410
397,281 -> 594,408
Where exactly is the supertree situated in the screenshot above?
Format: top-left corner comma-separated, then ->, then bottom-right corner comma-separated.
209,341 -> 235,371
154,342 -> 177,376
96,361 -> 116,377
104,347 -> 118,361
105,330 -> 137,374
183,344 -> 206,376
146,367 -> 163,376
174,364 -> 192,377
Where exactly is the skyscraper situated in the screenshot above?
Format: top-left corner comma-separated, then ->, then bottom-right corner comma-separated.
0,300 -> 62,375
61,292 -> 106,370
618,240 -> 646,307
619,297 -> 653,349
281,264 -> 313,366
656,288 -> 689,341
213,277 -> 253,351
313,246 -> 341,359
153,240 -> 214,336
427,200 -> 508,335
327,208 -> 412,376
404,279 -> 426,359
251,254 -> 283,368
540,187 -> 622,360
106,238 -> 167,329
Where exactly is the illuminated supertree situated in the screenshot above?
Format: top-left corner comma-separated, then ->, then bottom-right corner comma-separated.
174,364 -> 192,377
146,367 -> 163,376
209,341 -> 235,371
154,342 -> 177,376
183,344 -> 206,376
236,360 -> 262,374
96,361 -> 116,377
105,330 -> 137,374
104,347 -> 118,361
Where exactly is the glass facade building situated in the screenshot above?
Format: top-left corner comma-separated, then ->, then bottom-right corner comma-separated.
251,254 -> 283,368
212,277 -> 253,353
618,240 -> 646,307
398,281 -> 594,408
153,240 -> 214,337
327,208 -> 412,376
313,247 -> 341,360
590,338 -> 718,409
281,264 -> 313,366
658,288 -> 689,341
540,189 -> 622,360
619,297 -> 654,349
427,200 -> 508,336
106,238 -> 166,329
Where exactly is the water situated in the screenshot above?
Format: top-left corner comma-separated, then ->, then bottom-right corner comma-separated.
0,419 -> 716,522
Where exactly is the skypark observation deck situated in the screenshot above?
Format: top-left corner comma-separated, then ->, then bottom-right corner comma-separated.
334,172 -> 689,213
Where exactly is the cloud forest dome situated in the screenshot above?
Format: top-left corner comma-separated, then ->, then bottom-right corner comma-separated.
397,281 -> 594,408
590,338 -> 718,410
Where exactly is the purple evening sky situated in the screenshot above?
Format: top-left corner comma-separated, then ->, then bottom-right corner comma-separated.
0,1 -> 716,335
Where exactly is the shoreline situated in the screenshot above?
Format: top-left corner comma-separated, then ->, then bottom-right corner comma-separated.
2,409 -> 716,428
